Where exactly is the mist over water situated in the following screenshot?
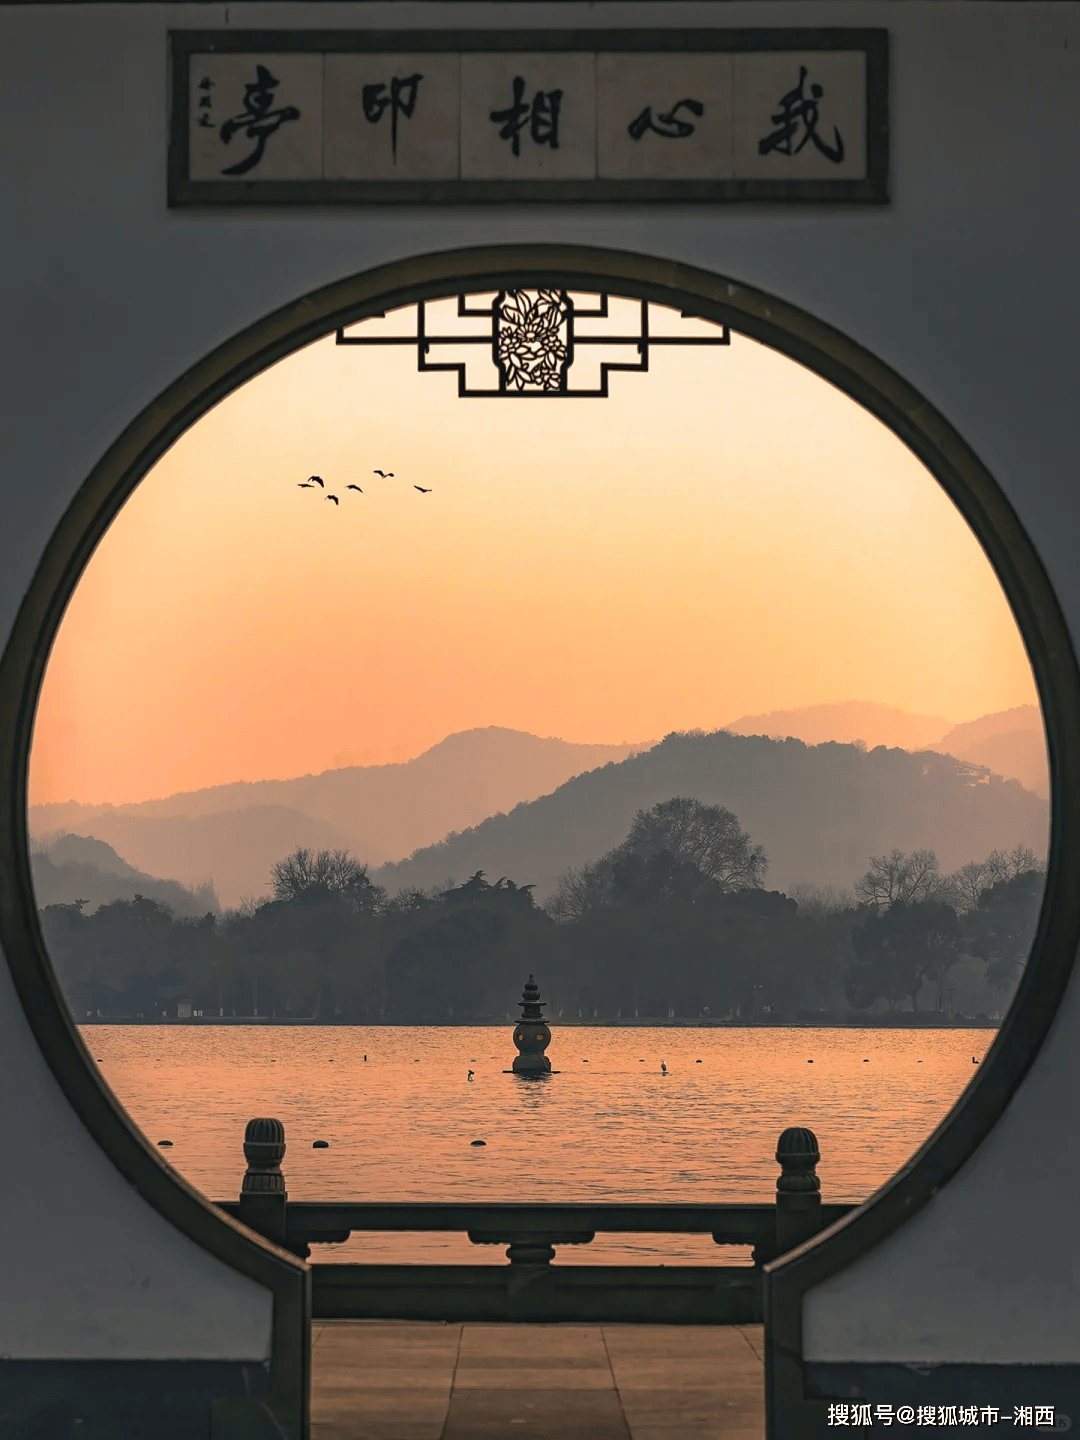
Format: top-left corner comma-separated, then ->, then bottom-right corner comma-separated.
87,1023 -> 993,1264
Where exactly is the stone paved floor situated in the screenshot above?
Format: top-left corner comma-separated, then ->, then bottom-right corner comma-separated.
311,1321 -> 765,1440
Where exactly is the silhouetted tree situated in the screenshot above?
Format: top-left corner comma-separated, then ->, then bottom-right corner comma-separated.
41,830 -> 1043,1026
854,849 -> 953,912
609,849 -> 710,907
385,871 -> 551,1020
545,859 -> 611,923
271,847 -> 385,912
614,798 -> 767,891
961,868 -> 1043,996
949,859 -> 997,915
383,885 -> 441,915
440,871 -> 538,913
546,798 -> 766,923
846,900 -> 959,1012
785,883 -> 854,921
947,846 -> 1043,914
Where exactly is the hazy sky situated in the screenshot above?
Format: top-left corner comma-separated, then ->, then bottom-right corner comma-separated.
30,296 -> 1038,807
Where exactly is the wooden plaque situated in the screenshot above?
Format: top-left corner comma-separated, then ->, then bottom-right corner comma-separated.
169,29 -> 889,206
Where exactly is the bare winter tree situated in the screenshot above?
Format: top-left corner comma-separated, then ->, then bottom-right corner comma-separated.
384,885 -> 442,915
613,797 -> 767,891
786,883 -> 854,922
271,847 -> 385,911
985,843 -> 1043,885
947,846 -> 1045,914
948,859 -> 996,915
544,859 -> 613,923
853,848 -> 953,912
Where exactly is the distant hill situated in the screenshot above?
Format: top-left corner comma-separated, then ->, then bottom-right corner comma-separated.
724,701 -> 951,751
31,834 -> 219,917
929,705 -> 1047,799
726,700 -> 1048,799
31,806 -> 365,910
374,730 -> 1049,901
28,729 -> 648,907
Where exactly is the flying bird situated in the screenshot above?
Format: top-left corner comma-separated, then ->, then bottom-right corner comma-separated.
373,470 -> 394,478
327,494 -> 339,505
414,485 -> 432,493
347,485 -> 363,493
308,476 -> 325,487
297,482 -> 315,488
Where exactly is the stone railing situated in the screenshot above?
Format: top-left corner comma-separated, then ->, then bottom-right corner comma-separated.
215,1119 -> 852,1324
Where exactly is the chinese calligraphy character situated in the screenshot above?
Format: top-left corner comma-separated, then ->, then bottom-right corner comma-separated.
490,76 -> 562,156
628,97 -> 704,141
757,65 -> 844,164
197,74 -> 215,128
362,74 -> 423,163
218,64 -> 300,177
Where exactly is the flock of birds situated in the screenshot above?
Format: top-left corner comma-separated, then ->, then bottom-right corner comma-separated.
298,470 -> 432,506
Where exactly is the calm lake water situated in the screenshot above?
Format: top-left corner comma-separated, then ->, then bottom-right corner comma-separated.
83,1024 -> 994,1264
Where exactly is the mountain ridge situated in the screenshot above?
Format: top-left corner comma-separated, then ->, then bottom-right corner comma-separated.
31,834 -> 219,917
29,712 -> 1047,907
29,728 -> 651,905
724,701 -> 1047,799
373,729 -> 1048,901
724,700 -> 952,751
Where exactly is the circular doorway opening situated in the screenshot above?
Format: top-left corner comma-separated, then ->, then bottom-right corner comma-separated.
4,243 -> 1078,1351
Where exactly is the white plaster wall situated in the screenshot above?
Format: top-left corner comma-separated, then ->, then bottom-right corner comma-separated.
803,981 -> 1080,1363
1,0 -> 1078,1361
0,960 -> 273,1358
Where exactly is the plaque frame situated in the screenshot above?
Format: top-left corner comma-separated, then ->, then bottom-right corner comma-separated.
168,28 -> 889,206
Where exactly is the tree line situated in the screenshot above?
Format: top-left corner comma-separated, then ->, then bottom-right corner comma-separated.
41,797 -> 1043,1023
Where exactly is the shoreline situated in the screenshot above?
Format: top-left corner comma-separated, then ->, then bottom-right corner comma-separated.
75,1016 -> 1000,1029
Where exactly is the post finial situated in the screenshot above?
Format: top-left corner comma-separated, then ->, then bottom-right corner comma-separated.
775,1126 -> 821,1194
241,1117 -> 286,1195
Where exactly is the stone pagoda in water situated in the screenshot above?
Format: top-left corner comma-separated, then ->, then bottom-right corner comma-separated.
511,974 -> 553,1076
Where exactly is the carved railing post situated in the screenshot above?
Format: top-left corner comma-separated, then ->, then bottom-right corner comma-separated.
238,1117 -> 289,1249
774,1126 -> 823,1255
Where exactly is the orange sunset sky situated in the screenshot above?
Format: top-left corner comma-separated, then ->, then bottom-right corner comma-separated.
30,296 -> 1038,808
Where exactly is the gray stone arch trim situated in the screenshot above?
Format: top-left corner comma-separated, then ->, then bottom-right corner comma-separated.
0,244 -> 1076,1437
